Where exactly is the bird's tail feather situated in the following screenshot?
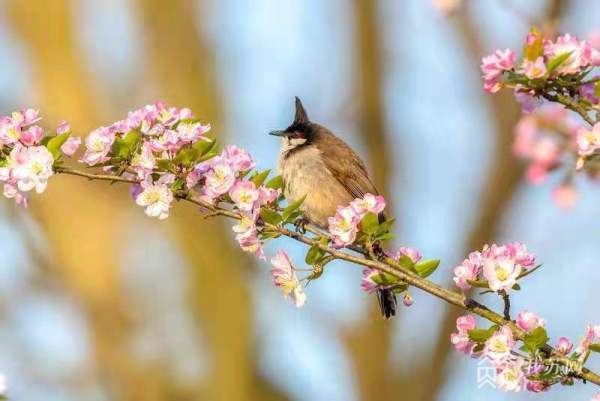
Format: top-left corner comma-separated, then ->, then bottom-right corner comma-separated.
377,288 -> 397,319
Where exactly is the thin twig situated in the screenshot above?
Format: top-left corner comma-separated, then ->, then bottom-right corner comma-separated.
541,92 -> 595,126
501,290 -> 511,321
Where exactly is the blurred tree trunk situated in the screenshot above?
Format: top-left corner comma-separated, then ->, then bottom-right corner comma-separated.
402,2 -> 569,400
6,2 -> 177,400
136,1 -> 287,400
343,1 -> 395,400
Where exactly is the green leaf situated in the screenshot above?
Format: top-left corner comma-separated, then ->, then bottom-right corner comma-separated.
198,148 -> 219,162
260,208 -> 282,225
282,194 -> 307,222
468,328 -> 496,343
305,244 -> 324,265
266,175 -> 284,190
414,259 -> 440,278
123,129 -> 141,147
392,283 -> 408,294
375,232 -> 396,241
589,343 -> 600,353
397,255 -> 415,271
512,283 -> 521,291
375,218 -> 395,236
192,137 -> 217,156
467,279 -> 490,289
594,81 -> 600,100
359,212 -> 379,235
46,132 -> 70,159
173,147 -> 200,166
523,327 -> 549,353
251,169 -> 271,187
177,117 -> 203,126
171,178 -> 185,191
259,229 -> 281,240
371,272 -> 399,286
156,159 -> 173,171
547,51 -> 573,74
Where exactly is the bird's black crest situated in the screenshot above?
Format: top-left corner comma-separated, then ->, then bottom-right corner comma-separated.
294,96 -> 310,125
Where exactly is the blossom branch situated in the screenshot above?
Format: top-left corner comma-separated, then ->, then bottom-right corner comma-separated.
3,102 -> 600,394
51,165 -> 600,387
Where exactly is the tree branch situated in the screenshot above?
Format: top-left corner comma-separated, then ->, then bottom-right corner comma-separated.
54,165 -> 600,387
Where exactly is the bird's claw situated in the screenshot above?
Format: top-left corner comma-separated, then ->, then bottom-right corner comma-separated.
294,217 -> 309,234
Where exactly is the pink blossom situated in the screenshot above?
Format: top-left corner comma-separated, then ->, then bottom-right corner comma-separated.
525,163 -> 549,184
81,127 -> 115,165
223,145 -> 255,172
258,186 -> 280,205
1,145 -> 54,195
530,137 -> 559,165
513,116 -> 537,157
526,380 -> 548,393
176,121 -> 210,143
232,212 -> 265,260
481,49 -> 516,93
453,251 -> 481,290
482,257 -> 521,292
556,337 -> 573,355
350,193 -> 386,217
134,176 -> 174,220
484,326 -> 515,366
577,123 -> 600,157
388,246 -> 422,264
270,250 -> 306,307
580,83 -> 599,104
360,268 -> 379,293
514,86 -> 542,113
203,161 -> 236,199
576,325 -> 599,356
505,242 -> 536,269
450,314 -> 476,354
60,136 -> 81,157
327,205 -> 361,247
496,358 -> 526,392
552,185 -> 578,210
131,142 -> 156,178
56,121 -> 70,135
516,310 -> 546,333
229,180 -> 259,212
402,292 -> 413,306
3,183 -> 28,206
19,126 -> 44,146
522,57 -> 547,79
543,34 -> 592,75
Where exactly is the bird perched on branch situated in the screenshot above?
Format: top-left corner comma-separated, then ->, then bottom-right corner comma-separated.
270,97 -> 395,318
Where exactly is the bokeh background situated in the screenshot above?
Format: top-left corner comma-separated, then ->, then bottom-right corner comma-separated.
0,0 -> 599,400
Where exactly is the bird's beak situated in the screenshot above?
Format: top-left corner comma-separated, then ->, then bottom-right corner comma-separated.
269,130 -> 287,137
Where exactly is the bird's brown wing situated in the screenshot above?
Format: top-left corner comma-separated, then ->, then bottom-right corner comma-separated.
321,135 -> 379,199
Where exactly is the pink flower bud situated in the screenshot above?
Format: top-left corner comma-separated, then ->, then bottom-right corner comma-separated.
516,310 -> 546,333
556,336 -> 573,355
60,136 -> 81,157
402,292 -> 413,307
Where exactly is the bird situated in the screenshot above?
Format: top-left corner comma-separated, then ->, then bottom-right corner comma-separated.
269,97 -> 396,318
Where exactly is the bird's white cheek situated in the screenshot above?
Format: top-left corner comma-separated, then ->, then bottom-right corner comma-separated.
281,137 -> 307,152
290,137 -> 307,147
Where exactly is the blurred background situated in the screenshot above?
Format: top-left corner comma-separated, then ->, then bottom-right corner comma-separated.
0,0 -> 599,400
